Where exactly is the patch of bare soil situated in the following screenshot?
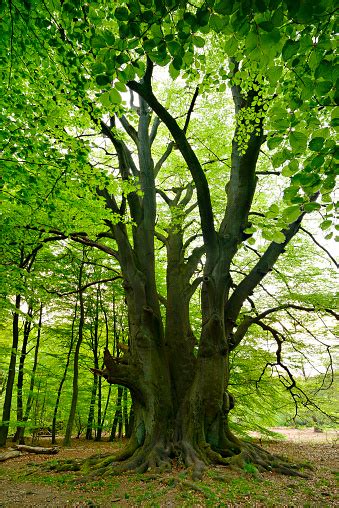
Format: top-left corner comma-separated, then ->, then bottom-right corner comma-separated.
0,429 -> 337,507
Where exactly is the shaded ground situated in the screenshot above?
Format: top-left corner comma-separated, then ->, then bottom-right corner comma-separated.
0,428 -> 338,507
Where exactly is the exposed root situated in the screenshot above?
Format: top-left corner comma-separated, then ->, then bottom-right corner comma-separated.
222,442 -> 312,478
36,438 -> 312,480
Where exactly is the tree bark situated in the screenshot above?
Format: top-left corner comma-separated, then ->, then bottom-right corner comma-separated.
13,305 -> 33,444
63,255 -> 85,446
51,303 -> 77,444
0,294 -> 21,447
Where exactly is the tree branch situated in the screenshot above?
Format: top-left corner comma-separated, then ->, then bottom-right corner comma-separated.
92,348 -> 144,402
183,86 -> 199,134
127,62 -> 217,253
300,226 -> 338,268
225,208 -> 311,327
43,276 -> 123,297
119,115 -> 139,146
154,141 -> 175,176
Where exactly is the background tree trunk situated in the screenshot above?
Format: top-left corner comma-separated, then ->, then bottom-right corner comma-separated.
51,303 -> 77,444
63,254 -> 85,446
13,305 -> 33,444
0,294 -> 21,447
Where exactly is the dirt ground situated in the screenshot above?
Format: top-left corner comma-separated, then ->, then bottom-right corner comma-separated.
0,428 -> 338,507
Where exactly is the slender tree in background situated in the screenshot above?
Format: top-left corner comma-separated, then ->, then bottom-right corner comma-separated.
63,250 -> 86,446
51,303 -> 77,445
1,0 -> 337,476
13,304 -> 33,443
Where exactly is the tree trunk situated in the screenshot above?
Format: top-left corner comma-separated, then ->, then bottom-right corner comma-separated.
63,256 -> 85,447
86,374 -> 98,440
23,303 -> 43,439
51,303 -> 77,444
95,376 -> 102,441
109,386 -> 123,441
13,305 -> 33,444
0,294 -> 21,447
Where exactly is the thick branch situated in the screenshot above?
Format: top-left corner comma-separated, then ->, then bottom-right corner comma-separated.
231,304 -> 318,351
128,63 -> 217,253
70,234 -> 118,259
225,212 -> 307,326
150,116 -> 161,145
92,348 -> 144,402
44,276 -> 122,297
220,82 -> 264,252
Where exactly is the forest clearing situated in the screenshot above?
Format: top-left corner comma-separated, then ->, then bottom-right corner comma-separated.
0,429 -> 338,507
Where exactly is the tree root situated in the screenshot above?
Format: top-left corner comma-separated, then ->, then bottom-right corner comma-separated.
35,438 -> 312,480
220,442 -> 312,478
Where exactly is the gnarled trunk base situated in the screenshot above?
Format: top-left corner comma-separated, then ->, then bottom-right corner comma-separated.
41,430 -> 311,480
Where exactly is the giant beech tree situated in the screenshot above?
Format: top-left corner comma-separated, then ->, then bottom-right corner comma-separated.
1,0 -> 337,476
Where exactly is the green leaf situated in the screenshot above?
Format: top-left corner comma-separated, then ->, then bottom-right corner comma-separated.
315,80 -> 333,98
267,136 -> 283,150
115,81 -> 127,92
259,21 -> 274,32
282,205 -> 301,223
209,13 -> 225,32
266,65 -> 283,85
310,155 -> 324,169
172,55 -> 183,70
272,149 -> 292,168
224,36 -> 239,56
192,35 -> 205,48
109,88 -> 122,104
289,131 -> 307,153
282,40 -> 300,61
303,202 -> 321,212
169,63 -> 180,80
308,137 -> 324,151
272,231 -> 286,244
265,203 -> 280,218
96,74 -> 111,86
281,160 -> 299,177
114,6 -> 129,21
92,62 -> 106,75
245,31 -> 258,52
214,0 -> 234,15
167,41 -> 182,56
320,220 -> 332,230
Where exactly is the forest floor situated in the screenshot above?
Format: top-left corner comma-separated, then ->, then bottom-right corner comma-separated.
0,428 -> 338,507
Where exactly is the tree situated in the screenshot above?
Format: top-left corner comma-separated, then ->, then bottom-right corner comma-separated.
1,0 -> 337,476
